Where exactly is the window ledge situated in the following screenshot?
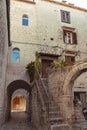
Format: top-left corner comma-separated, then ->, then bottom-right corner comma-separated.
62,26 -> 75,31
16,0 -> 36,4
64,43 -> 78,45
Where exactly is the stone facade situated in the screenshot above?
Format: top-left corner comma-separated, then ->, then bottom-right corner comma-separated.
10,0 -> 87,64
7,0 -> 87,129
48,60 -> 87,123
1,0 -> 87,129
0,0 -> 9,127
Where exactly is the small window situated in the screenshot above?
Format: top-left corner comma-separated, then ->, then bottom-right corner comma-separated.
65,55 -> 75,63
64,50 -> 76,65
63,30 -> 77,44
12,48 -> 20,63
61,10 -> 70,23
22,14 -> 28,26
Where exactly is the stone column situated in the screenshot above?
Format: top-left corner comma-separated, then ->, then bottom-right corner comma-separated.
59,95 -> 74,123
0,0 -> 8,126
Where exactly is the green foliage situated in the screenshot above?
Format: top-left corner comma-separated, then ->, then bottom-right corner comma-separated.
51,60 -> 66,68
26,51 -> 42,82
35,51 -> 42,73
26,61 -> 35,82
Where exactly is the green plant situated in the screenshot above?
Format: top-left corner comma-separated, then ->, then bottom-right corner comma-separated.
35,51 -> 42,74
26,61 -> 35,82
51,60 -> 66,69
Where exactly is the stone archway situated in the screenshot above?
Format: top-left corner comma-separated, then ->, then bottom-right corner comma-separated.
5,80 -> 31,122
63,62 -> 87,95
60,60 -> 87,122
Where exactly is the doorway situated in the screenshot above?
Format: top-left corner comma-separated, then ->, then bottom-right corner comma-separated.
42,59 -> 53,78
11,96 -> 26,112
40,53 -> 59,78
74,92 -> 86,108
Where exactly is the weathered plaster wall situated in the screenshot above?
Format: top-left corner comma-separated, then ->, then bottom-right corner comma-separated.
10,0 -> 87,65
73,72 -> 87,92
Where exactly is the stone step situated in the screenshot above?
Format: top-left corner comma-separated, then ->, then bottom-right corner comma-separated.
51,123 -> 69,130
49,111 -> 61,117
49,107 -> 59,111
49,102 -> 59,106
49,117 -> 64,124
49,105 -> 60,109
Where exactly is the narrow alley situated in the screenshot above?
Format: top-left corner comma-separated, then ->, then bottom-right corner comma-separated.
1,111 -> 37,130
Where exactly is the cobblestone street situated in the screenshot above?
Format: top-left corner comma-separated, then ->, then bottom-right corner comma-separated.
1,111 -> 37,130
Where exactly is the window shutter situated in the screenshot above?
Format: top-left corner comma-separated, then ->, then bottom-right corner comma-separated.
67,12 -> 70,23
61,10 -> 63,22
63,30 -> 67,43
73,32 -> 77,44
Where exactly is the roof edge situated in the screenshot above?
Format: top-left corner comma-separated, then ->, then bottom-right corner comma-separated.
43,0 -> 87,12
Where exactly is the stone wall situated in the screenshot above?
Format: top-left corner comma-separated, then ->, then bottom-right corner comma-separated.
31,79 -> 49,130
48,67 -> 71,101
48,61 -> 87,122
48,67 -> 74,122
10,0 -> 87,65
0,0 -> 8,127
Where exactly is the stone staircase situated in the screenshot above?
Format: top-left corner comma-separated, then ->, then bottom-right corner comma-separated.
35,69 -> 71,130
40,78 -> 70,129
48,101 -> 70,130
35,71 -> 87,130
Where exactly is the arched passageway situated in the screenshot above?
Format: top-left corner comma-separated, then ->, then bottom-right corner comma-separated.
6,80 -> 31,122
72,71 -> 87,108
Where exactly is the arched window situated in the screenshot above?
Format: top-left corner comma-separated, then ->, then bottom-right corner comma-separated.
22,14 -> 29,26
12,48 -> 20,63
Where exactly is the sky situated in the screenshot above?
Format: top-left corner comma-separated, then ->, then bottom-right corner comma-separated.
58,0 -> 87,9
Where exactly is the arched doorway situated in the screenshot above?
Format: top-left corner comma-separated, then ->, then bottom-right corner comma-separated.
72,71 -> 87,108
6,80 -> 31,122
61,61 -> 87,122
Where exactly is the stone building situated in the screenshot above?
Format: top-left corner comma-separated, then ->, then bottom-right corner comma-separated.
0,0 -> 9,127
10,0 -> 87,77
1,0 -> 87,130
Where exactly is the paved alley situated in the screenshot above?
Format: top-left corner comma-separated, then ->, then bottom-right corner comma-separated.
1,111 -> 37,130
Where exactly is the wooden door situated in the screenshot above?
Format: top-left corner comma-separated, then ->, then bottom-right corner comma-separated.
42,59 -> 53,78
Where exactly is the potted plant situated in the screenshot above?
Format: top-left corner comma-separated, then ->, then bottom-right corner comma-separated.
65,61 -> 74,66
51,60 -> 65,70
